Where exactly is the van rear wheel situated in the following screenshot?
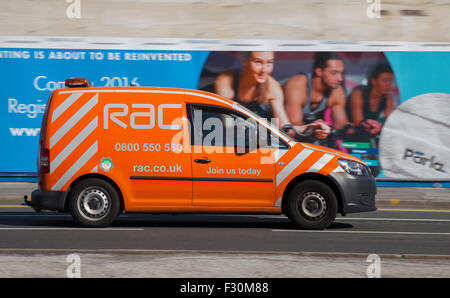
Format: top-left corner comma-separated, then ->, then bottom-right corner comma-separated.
286,180 -> 338,230
68,178 -> 120,228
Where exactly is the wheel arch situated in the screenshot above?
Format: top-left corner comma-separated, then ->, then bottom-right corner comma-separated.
280,172 -> 344,216
64,173 -> 125,212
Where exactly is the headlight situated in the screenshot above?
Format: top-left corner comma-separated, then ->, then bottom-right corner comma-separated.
337,159 -> 371,176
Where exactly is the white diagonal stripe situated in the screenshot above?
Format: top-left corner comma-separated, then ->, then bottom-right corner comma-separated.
50,117 -> 98,174
274,149 -> 288,162
276,149 -> 313,187
333,165 -> 345,173
51,93 -> 83,123
50,93 -> 98,149
52,141 -> 98,191
306,153 -> 334,173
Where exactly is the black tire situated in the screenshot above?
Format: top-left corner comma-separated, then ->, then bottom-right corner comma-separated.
68,178 -> 121,228
286,180 -> 338,230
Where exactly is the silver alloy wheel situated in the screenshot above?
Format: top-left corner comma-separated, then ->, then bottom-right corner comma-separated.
299,191 -> 327,220
79,188 -> 109,219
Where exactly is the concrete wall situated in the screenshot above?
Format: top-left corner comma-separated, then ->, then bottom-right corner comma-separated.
1,0 -> 449,42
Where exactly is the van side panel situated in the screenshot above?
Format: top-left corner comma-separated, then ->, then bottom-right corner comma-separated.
98,91 -> 192,209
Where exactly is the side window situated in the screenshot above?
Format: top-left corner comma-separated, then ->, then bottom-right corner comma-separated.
257,124 -> 290,149
189,105 -> 289,149
190,105 -> 255,147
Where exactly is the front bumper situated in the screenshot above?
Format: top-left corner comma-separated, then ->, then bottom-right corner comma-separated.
327,172 -> 377,214
25,189 -> 67,212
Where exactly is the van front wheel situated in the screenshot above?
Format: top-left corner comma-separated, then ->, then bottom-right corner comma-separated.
68,178 -> 120,228
286,180 -> 338,230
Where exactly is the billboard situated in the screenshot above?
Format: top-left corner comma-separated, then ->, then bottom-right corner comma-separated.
1,40 -> 449,182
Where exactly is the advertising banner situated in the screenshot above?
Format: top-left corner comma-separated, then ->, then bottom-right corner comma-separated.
1,41 -> 449,183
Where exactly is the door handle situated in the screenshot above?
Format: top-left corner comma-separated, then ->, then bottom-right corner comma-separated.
194,158 -> 211,164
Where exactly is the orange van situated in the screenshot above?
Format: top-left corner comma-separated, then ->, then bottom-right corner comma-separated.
26,78 -> 376,229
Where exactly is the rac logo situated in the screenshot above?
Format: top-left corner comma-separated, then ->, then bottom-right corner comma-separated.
104,103 -> 182,130
403,148 -> 446,173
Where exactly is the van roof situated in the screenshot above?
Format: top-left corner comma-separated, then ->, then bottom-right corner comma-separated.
52,85 -> 294,144
57,85 -> 223,94
54,85 -> 236,108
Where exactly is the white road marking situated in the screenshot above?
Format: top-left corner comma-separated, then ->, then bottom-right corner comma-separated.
336,217 -> 450,223
4,214 -> 449,223
0,228 -> 143,231
194,214 -> 450,223
272,230 -> 450,236
0,214 -> 129,218
0,214 -> 70,217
